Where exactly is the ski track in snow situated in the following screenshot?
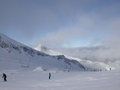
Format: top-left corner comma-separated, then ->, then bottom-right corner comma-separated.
0,71 -> 120,90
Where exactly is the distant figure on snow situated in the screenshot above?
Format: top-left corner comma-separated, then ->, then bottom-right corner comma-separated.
2,73 -> 7,82
49,72 -> 51,80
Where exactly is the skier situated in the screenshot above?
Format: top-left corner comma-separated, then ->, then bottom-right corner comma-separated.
49,72 -> 51,80
2,73 -> 7,82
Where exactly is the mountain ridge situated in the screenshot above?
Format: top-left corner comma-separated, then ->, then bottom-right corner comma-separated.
0,33 -> 86,71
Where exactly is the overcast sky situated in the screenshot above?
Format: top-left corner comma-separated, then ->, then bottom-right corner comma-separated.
0,0 -> 120,49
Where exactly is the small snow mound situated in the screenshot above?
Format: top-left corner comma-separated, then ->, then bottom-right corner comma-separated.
33,67 -> 43,72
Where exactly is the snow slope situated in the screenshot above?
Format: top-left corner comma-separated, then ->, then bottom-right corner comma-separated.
35,44 -> 113,71
0,70 -> 120,90
0,33 -> 85,71
0,33 -> 113,71
55,47 -> 120,70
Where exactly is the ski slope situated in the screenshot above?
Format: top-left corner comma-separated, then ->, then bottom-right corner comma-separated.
0,70 -> 120,90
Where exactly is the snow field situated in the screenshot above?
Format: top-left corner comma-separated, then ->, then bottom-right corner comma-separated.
0,70 -> 120,90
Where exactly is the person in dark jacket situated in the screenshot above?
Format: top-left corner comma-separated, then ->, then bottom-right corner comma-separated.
49,72 -> 51,80
2,73 -> 7,82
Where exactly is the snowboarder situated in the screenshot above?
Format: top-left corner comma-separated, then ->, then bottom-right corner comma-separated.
49,72 -> 51,80
2,73 -> 7,82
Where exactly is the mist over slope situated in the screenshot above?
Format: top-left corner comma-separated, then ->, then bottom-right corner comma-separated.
35,44 -> 114,71
52,46 -> 120,70
0,33 -> 115,71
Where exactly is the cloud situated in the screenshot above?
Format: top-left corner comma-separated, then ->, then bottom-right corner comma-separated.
36,3 -> 120,62
0,0 -> 61,39
0,0 -> 120,49
37,12 -> 120,48
49,17 -> 120,62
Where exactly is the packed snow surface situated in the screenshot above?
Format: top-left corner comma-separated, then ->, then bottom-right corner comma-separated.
0,70 -> 120,90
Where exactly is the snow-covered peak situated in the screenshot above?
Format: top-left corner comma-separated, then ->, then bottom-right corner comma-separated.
0,33 -> 23,46
0,33 -> 115,71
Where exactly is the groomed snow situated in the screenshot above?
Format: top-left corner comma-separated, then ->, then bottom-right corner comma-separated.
0,70 -> 120,90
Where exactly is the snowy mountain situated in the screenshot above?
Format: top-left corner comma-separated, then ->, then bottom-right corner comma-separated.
35,44 -> 113,71
0,33 -> 86,71
52,47 -> 120,70
55,46 -> 110,61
